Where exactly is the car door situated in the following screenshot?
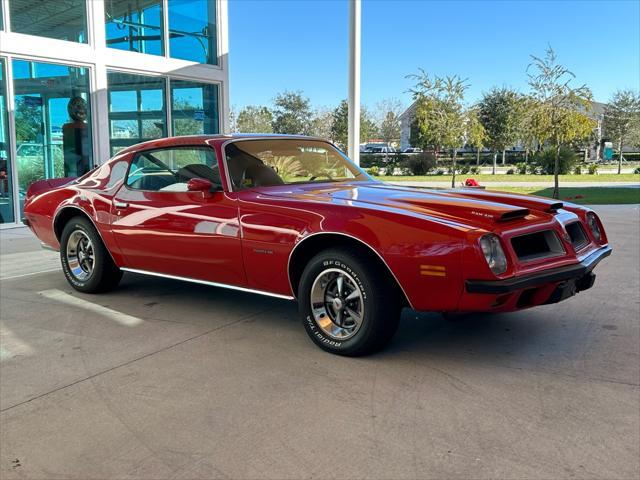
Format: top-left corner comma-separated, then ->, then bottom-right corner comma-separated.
110,145 -> 246,287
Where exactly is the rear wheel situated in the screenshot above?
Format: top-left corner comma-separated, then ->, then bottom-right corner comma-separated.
60,216 -> 122,293
298,248 -> 401,356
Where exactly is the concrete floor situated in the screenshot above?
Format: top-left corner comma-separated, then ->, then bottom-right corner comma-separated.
1,206 -> 638,479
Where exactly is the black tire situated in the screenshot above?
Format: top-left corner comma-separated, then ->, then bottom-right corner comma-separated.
298,248 -> 401,356
60,216 -> 122,293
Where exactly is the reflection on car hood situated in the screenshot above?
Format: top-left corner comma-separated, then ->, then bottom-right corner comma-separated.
260,181 -> 563,227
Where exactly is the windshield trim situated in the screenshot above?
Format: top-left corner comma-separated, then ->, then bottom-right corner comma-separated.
220,137 -> 370,192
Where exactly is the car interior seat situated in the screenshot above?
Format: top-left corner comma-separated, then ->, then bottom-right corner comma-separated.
244,164 -> 285,187
225,143 -> 284,188
176,163 -> 221,185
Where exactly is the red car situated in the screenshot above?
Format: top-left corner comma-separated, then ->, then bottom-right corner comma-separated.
23,135 -> 611,356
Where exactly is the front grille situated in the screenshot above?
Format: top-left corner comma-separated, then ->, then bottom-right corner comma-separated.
511,230 -> 565,262
565,221 -> 588,250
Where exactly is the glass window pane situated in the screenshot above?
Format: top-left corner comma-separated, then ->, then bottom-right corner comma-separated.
127,147 -> 218,191
170,80 -> 219,136
168,0 -> 217,65
225,139 -> 365,189
10,0 -> 87,43
108,71 -> 167,155
12,59 -> 93,215
1,59 -> 16,224
105,0 -> 164,56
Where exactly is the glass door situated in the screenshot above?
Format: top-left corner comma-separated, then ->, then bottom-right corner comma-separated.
0,58 -> 16,224
12,59 -> 93,216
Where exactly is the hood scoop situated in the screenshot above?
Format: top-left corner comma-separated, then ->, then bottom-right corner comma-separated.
499,208 -> 530,221
447,189 -> 565,215
394,196 -> 531,223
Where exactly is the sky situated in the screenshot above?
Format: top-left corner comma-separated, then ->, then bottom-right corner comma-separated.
228,0 -> 640,113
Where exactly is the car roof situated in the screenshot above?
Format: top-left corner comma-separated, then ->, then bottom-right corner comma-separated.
117,134 -> 331,155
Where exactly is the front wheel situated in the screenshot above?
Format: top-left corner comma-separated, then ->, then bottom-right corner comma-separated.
298,248 -> 401,356
60,216 -> 122,293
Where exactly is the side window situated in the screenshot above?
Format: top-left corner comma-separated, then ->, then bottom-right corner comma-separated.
126,147 -> 220,192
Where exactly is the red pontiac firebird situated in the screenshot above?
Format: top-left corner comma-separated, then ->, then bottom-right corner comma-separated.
23,135 -> 611,356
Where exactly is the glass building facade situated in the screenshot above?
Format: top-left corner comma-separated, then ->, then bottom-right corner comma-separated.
0,0 -> 229,226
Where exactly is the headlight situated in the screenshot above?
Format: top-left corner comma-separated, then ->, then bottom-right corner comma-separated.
586,212 -> 602,242
479,234 -> 508,275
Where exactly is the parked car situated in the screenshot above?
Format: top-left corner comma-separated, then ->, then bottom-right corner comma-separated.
364,143 -> 395,154
23,135 -> 611,356
402,147 -> 423,153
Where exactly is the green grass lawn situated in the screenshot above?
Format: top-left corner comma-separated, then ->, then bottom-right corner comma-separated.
378,174 -> 640,183
484,187 -> 640,205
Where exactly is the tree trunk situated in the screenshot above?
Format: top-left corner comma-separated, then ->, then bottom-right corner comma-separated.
476,148 -> 480,165
618,139 -> 623,174
501,149 -> 506,165
595,116 -> 602,161
492,152 -> 497,175
552,144 -> 561,199
451,148 -> 457,188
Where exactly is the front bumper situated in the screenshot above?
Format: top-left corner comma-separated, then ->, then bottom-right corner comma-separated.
465,246 -> 612,294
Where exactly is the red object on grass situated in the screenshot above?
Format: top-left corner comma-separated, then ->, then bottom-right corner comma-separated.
465,178 -> 480,187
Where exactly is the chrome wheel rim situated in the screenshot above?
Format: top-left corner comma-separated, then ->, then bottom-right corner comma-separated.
66,230 -> 95,281
310,268 -> 364,340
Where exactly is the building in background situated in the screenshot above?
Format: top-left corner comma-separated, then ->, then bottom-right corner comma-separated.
0,0 -> 229,227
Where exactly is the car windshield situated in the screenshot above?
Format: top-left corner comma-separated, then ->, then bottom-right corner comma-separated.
224,138 -> 368,189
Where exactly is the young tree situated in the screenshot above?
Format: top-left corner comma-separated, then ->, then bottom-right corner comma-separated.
379,111 -> 401,146
477,88 -> 522,174
603,89 -> 640,174
408,71 -> 468,187
375,98 -> 403,146
527,47 -> 593,198
518,95 -> 547,166
237,105 -> 273,133
309,107 -> 334,141
228,106 -> 238,133
271,91 -> 312,135
361,107 -> 379,145
330,100 -> 378,151
465,107 -> 486,165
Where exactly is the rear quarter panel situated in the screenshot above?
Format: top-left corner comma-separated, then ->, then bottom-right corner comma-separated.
23,155 -> 132,265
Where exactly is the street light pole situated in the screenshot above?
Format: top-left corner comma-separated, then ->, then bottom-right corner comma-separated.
348,0 -> 361,165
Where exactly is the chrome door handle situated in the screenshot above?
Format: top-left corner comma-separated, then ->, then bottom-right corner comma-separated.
114,201 -> 129,209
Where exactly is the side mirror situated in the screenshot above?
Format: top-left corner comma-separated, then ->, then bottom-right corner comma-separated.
187,177 -> 213,192
186,177 -> 222,198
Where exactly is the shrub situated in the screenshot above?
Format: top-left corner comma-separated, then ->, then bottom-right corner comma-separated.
573,165 -> 582,175
366,166 -> 379,176
468,166 -> 480,174
506,168 -> 515,174
532,147 -> 577,175
633,167 -> 640,174
588,164 -> 599,175
526,163 -> 540,174
434,168 -> 445,176
515,163 -> 527,174
401,152 -> 436,176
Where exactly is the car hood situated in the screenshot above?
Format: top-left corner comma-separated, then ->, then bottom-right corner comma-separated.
259,181 -> 564,228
